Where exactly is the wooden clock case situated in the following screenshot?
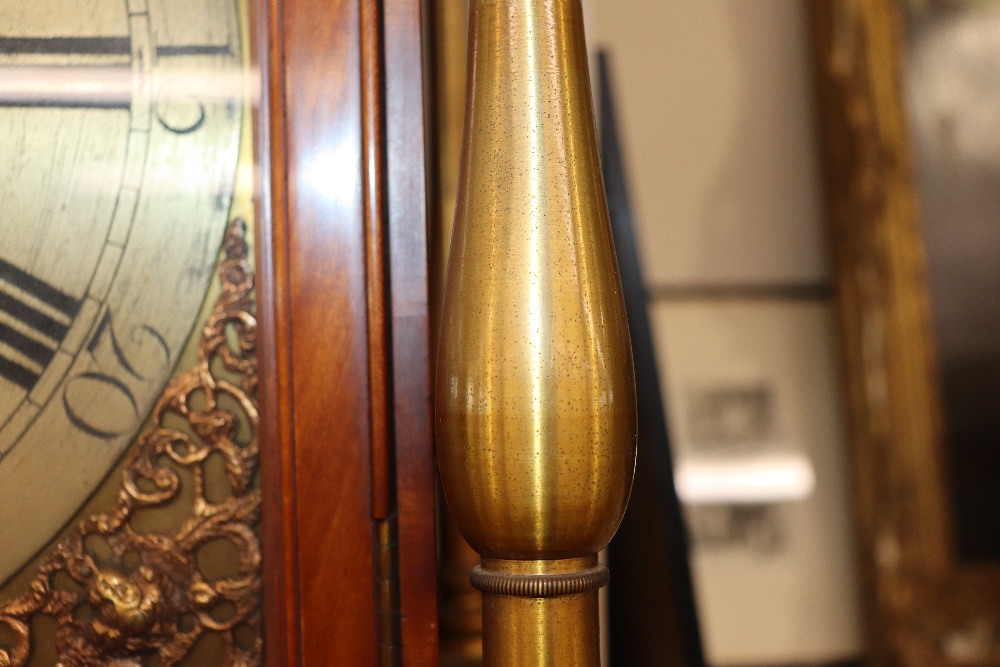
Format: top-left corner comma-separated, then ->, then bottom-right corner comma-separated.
255,0 -> 439,663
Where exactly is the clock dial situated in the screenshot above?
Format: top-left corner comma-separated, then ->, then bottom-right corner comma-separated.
0,0 -> 243,583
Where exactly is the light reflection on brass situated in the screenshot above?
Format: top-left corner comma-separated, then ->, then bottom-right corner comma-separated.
479,557 -> 602,665
436,0 -> 637,663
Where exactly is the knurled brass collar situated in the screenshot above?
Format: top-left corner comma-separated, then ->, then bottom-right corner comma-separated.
470,562 -> 609,598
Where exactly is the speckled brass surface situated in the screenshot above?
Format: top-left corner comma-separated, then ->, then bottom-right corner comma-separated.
481,558 -> 601,666
482,592 -> 600,666
435,0 -> 636,663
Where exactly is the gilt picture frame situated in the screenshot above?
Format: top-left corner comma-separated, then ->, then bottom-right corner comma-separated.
811,1 -> 1000,664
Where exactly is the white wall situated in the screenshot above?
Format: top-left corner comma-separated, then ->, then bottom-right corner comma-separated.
591,0 -> 827,287
586,1 -> 864,664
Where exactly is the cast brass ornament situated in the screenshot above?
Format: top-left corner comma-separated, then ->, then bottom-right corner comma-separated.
0,220 -> 261,667
435,0 -> 637,663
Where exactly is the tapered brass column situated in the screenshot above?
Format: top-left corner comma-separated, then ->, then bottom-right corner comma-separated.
436,0 -> 637,664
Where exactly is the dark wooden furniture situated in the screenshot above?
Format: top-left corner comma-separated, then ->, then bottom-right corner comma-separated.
598,52 -> 705,667
257,0 -> 439,663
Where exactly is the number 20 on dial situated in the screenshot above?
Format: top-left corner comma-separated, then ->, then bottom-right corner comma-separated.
0,0 -> 245,584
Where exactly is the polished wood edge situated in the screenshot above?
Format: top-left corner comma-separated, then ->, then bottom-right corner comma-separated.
260,0 -> 436,662
385,0 -> 441,663
258,0 -> 302,664
362,0 -> 395,521
281,0 -> 382,659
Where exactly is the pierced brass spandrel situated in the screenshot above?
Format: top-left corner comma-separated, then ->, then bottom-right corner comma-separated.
0,220 -> 261,667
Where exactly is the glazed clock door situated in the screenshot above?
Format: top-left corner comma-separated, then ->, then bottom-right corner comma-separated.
0,0 -> 245,581
0,0 -> 439,664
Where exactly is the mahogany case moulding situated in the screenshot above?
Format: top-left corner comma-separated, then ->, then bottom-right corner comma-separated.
257,0 -> 439,664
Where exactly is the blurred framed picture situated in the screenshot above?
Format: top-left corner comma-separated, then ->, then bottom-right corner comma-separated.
812,1 -> 1000,664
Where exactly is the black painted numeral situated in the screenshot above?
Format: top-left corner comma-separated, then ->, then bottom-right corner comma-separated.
0,35 -> 232,61
0,259 -> 80,391
157,104 -> 207,134
62,309 -> 168,439
0,36 -> 131,56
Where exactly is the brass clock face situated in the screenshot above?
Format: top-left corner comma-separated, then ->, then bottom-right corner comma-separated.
0,0 -> 244,583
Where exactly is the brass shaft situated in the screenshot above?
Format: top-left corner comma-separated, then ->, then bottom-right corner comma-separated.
436,0 -> 636,663
482,593 -> 600,666
476,557 -> 603,665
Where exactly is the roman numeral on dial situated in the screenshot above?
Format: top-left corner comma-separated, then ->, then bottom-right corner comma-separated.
0,259 -> 80,391
0,36 -> 131,56
0,37 -> 232,58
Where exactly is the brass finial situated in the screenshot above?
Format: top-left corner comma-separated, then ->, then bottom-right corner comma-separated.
436,0 -> 637,663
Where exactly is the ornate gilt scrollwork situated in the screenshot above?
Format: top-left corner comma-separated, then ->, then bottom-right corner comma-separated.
0,220 -> 261,667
